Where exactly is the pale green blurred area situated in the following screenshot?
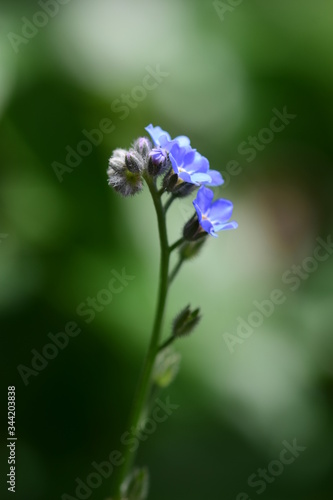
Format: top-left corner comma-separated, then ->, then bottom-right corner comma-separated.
1,1 -> 333,499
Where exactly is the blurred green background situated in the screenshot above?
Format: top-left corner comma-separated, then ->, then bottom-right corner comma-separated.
1,1 -> 333,499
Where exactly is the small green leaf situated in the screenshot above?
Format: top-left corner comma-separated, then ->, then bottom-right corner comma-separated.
153,348 -> 181,388
121,467 -> 149,500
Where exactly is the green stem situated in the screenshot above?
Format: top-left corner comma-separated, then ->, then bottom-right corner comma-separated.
113,175 -> 170,498
158,335 -> 176,352
169,237 -> 185,253
168,258 -> 184,285
163,195 -> 175,213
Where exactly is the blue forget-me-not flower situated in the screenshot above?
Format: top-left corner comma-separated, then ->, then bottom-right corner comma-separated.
193,186 -> 238,237
145,124 -> 223,187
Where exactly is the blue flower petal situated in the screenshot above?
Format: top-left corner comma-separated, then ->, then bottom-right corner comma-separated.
194,186 -> 214,214
214,221 -> 239,231
200,218 -> 216,236
174,135 -> 191,147
204,170 -> 224,187
178,171 -> 192,183
193,201 -> 204,223
188,153 -> 209,174
183,149 -> 197,166
169,153 -> 180,175
169,142 -> 185,162
170,143 -> 199,180
145,124 -> 171,146
169,143 -> 187,173
208,199 -> 234,223
159,135 -> 176,149
190,172 -> 212,185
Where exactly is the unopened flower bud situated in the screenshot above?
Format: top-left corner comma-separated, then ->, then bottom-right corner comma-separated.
172,181 -> 197,198
162,168 -> 178,191
147,147 -> 171,176
109,148 -> 128,172
183,214 -> 207,241
132,136 -> 152,160
173,305 -> 201,338
162,169 -> 197,197
180,238 -> 206,260
108,148 -> 143,197
125,150 -> 144,173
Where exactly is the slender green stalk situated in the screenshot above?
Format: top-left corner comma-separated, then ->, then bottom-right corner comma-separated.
169,237 -> 185,253
113,175 -> 171,498
163,194 -> 175,213
158,335 -> 176,352
168,258 -> 184,285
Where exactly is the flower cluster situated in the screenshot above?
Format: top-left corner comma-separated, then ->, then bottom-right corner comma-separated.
145,124 -> 223,187
107,124 -> 237,238
107,147 -> 145,197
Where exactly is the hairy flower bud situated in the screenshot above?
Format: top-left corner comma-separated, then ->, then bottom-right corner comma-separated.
183,214 -> 208,241
180,238 -> 206,260
162,168 -> 178,191
147,148 -> 171,176
108,148 -> 144,197
125,150 -> 144,173
132,137 -> 152,160
162,168 -> 197,197
172,181 -> 197,198
172,305 -> 201,338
